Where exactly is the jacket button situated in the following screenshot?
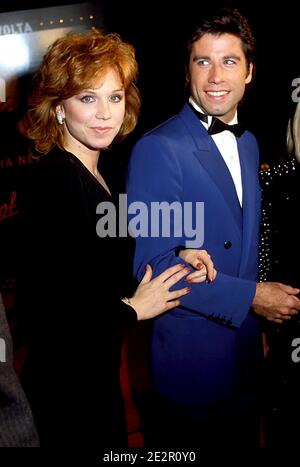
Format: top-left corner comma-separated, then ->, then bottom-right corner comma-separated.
224,241 -> 232,249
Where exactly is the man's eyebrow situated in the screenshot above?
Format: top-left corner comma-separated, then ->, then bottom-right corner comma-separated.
223,55 -> 241,61
192,55 -> 210,62
192,54 -> 242,62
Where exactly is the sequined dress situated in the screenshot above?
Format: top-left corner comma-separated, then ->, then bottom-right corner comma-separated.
260,155 -> 300,446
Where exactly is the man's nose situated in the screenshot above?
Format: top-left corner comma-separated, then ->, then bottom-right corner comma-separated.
208,64 -> 224,84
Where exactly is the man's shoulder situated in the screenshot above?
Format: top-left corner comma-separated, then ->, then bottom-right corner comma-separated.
128,111 -> 185,165
130,104 -> 206,158
142,107 -> 187,140
237,128 -> 259,153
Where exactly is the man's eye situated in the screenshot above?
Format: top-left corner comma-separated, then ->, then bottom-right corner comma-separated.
80,96 -> 95,104
224,59 -> 236,65
109,94 -> 123,103
197,59 -> 209,66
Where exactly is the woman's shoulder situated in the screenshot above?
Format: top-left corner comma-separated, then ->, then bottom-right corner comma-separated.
260,156 -> 299,189
37,146 -> 73,171
29,146 -> 80,186
262,155 -> 298,177
20,146 -> 79,208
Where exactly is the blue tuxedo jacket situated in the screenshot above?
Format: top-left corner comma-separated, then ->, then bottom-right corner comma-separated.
127,104 -> 262,406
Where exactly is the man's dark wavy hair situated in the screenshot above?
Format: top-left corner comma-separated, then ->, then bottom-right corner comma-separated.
186,7 -> 256,71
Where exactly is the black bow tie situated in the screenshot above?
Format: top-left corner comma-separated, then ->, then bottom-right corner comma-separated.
188,103 -> 245,137
208,117 -> 244,137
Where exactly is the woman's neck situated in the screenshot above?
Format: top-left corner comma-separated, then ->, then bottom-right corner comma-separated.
63,141 -> 111,194
64,139 -> 99,169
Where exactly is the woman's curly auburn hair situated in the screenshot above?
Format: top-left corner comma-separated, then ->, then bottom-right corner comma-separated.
25,29 -> 141,154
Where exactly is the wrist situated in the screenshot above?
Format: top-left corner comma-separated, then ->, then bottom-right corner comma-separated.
252,282 -> 263,306
122,296 -> 141,320
122,296 -> 133,307
121,297 -> 138,325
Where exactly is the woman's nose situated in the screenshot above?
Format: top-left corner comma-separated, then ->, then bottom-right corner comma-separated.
95,101 -> 111,120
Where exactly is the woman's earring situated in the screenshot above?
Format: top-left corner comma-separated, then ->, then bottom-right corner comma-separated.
56,110 -> 64,125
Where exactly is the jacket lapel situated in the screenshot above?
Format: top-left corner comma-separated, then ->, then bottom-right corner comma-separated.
238,136 -> 260,277
179,104 -> 242,231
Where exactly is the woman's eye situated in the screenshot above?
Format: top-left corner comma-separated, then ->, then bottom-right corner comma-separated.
80,96 -> 95,104
109,94 -> 123,103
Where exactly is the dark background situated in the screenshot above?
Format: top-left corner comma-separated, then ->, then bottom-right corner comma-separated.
1,1 -> 298,444
0,0 -> 299,164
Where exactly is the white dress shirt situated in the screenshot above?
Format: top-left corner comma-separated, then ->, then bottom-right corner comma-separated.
189,97 -> 243,207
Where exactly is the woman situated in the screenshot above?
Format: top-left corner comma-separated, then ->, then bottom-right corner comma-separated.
260,95 -> 300,446
16,29 -> 215,448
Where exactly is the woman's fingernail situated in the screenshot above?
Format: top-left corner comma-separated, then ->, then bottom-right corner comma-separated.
196,263 -> 204,269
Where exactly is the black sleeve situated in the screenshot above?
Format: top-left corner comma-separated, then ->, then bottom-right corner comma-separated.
119,300 -> 138,326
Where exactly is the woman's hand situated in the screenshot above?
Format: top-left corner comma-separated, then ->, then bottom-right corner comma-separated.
127,264 -> 192,321
178,249 -> 217,283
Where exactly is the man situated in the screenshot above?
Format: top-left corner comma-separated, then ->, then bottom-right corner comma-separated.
0,293 -> 39,446
127,8 -> 300,446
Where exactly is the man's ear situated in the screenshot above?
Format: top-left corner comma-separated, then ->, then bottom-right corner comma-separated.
185,63 -> 191,83
245,62 -> 253,84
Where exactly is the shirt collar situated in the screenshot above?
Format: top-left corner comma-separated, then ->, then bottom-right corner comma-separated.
188,96 -> 238,126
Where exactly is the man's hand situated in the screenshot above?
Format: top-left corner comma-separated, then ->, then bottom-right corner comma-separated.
252,282 -> 300,323
178,249 -> 217,283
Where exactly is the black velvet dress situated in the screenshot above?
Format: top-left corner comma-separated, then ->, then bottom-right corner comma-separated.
260,156 -> 300,446
16,146 -> 137,450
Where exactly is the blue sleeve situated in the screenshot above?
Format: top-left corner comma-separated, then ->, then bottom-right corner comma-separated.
126,135 -> 257,329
